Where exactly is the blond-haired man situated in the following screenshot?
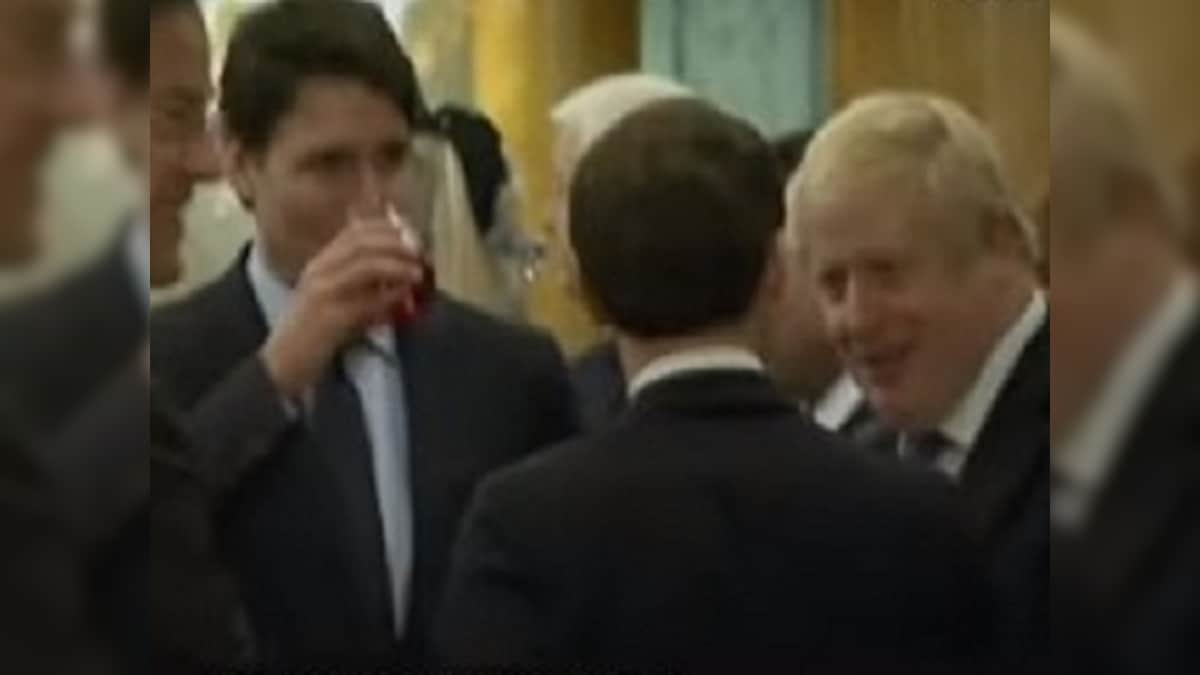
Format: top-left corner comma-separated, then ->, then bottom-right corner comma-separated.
787,91 -> 1046,542
1049,16 -> 1200,675
786,92 -> 1049,667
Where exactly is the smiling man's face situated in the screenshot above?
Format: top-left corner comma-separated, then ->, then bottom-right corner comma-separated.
802,174 -> 1009,431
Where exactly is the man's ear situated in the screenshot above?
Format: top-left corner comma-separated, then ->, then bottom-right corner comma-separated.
759,228 -> 791,306
983,209 -> 1036,265
223,137 -> 257,210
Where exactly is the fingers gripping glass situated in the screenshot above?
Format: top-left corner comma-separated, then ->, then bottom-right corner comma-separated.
348,203 -> 437,327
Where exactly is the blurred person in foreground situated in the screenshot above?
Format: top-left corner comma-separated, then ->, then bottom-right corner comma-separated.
765,127 -> 894,453
19,0 -> 248,671
786,92 -> 1048,666
1050,16 -> 1200,675
101,0 -> 253,670
552,73 -> 696,432
151,0 -> 577,668
436,99 -> 991,671
0,0 -> 126,671
0,0 -> 221,434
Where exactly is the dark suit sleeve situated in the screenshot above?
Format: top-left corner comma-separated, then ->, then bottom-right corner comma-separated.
0,405 -> 106,673
525,336 -> 580,451
0,475 -> 106,673
436,474 -> 549,666
180,355 -> 294,496
45,368 -> 148,555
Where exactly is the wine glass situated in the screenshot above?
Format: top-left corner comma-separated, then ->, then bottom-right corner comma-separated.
348,200 -> 437,327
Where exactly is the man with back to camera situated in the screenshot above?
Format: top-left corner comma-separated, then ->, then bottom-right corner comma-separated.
150,0 -> 578,667
436,98 -> 992,671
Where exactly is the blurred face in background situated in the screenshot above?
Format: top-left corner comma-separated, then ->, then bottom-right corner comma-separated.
0,0 -> 75,265
801,174 -> 1032,431
551,127 -> 587,302
145,3 -> 219,286
765,233 -> 843,402
230,78 -> 413,284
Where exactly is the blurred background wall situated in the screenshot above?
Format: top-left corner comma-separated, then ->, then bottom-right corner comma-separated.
1052,0 -> 1200,162
6,0 -> 1060,355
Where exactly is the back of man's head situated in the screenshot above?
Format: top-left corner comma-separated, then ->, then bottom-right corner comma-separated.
102,0 -> 198,90
220,0 -> 426,153
569,99 -> 783,339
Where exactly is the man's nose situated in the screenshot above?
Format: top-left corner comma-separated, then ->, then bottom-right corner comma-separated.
187,128 -> 221,182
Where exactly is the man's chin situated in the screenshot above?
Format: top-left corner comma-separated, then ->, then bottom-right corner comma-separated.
867,385 -> 929,432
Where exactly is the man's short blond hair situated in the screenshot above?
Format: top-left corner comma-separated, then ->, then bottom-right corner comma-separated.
552,73 -> 695,175
786,91 -> 1037,262
1050,14 -> 1188,244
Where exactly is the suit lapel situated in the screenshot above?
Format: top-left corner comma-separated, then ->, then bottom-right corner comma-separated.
202,248 -> 272,368
1065,320 -> 1200,620
959,321 -> 1050,546
394,297 -> 462,640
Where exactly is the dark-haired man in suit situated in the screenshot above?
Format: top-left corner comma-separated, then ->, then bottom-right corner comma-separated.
151,0 -> 577,667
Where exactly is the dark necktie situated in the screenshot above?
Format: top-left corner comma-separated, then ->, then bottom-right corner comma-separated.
309,358 -> 395,646
841,403 -> 898,457
901,431 -> 957,472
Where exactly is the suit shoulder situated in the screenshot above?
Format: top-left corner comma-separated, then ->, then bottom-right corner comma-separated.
150,274 -> 240,357
436,297 -> 563,364
439,297 -> 552,342
470,432 -> 599,517
151,276 -> 224,331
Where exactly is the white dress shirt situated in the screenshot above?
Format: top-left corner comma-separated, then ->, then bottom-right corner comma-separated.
902,290 -> 1048,480
1053,275 -> 1199,531
628,345 -> 765,399
812,372 -> 864,432
127,216 -> 150,310
247,243 -> 415,638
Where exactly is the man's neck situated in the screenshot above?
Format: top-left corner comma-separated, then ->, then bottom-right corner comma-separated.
617,324 -> 761,387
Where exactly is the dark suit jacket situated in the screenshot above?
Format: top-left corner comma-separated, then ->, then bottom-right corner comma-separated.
0,237 -> 143,437
437,370 -> 993,671
0,396 -> 106,674
959,320 -> 1050,553
569,340 -> 626,433
150,252 -> 579,668
1053,317 -> 1200,675
148,384 -> 253,672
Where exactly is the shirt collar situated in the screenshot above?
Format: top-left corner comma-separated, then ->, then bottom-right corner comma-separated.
813,371 -> 864,432
627,345 -> 765,399
127,216 -> 150,310
1055,274 -> 1199,500
246,241 -> 397,357
938,290 -> 1048,450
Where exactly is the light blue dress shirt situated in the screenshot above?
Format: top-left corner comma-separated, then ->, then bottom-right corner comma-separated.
127,217 -> 150,311
246,243 -> 415,638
